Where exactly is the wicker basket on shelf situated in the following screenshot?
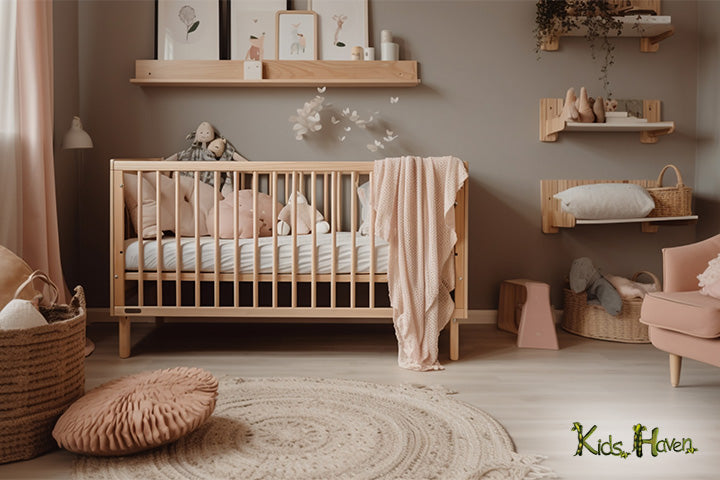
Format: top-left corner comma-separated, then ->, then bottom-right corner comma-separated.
0,286 -> 86,464
562,272 -> 660,344
646,164 -> 692,217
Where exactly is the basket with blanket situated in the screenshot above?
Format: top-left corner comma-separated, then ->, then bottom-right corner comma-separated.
0,248 -> 86,463
562,257 -> 660,343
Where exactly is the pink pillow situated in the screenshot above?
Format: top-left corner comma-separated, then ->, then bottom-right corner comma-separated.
52,367 -> 218,456
122,173 -> 216,238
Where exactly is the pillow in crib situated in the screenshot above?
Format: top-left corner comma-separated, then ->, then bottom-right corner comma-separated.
553,183 -> 655,220
53,367 -> 218,456
358,181 -> 371,235
123,173 -> 215,238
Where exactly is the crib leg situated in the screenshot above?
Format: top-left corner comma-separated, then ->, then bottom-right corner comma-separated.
450,318 -> 460,361
119,316 -> 131,359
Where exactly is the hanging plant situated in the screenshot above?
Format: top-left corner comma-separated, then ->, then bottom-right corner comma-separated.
534,0 -> 626,97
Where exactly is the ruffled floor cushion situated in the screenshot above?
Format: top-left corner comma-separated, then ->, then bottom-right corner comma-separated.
52,366 -> 218,456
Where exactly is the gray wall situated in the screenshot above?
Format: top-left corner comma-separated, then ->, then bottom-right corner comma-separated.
56,0 -> 703,308
696,1 -> 720,240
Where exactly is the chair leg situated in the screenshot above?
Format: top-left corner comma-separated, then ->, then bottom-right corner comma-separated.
669,354 -> 682,387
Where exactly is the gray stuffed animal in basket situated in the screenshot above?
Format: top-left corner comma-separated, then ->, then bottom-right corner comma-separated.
569,257 -> 622,316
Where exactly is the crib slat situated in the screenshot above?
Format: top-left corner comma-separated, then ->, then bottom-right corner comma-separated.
194,173 -> 201,307
155,171 -> 163,307
310,172 -> 317,308
369,171 -> 375,309
337,173 -> 343,231
350,172 -> 357,308
272,172 -> 278,308
213,171 -> 220,307
252,173 -> 259,308
291,172 -> 298,308
175,173 -> 181,307
323,173 -> 329,220
137,171 -> 144,307
331,172 -> 337,309
233,171 -> 239,307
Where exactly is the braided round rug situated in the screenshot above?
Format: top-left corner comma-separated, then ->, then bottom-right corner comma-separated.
73,377 -> 554,480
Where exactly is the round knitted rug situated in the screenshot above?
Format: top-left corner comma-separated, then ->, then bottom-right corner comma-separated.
73,377 -> 553,480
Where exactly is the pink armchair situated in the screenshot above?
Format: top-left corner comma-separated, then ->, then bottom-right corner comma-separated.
640,234 -> 720,387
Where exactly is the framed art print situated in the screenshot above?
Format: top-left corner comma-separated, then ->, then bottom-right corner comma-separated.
230,0 -> 287,60
310,0 -> 368,60
156,0 -> 221,60
276,10 -> 317,60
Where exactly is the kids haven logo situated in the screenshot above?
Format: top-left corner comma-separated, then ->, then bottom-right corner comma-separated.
571,422 -> 698,459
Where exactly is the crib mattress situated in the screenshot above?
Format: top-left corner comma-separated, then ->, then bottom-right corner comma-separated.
124,232 -> 389,274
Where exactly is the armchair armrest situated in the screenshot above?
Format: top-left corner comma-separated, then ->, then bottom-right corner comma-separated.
662,234 -> 720,292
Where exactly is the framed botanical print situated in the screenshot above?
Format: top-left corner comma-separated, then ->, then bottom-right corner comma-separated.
310,0 -> 368,60
275,10 -> 318,60
156,0 -> 221,60
230,0 -> 287,60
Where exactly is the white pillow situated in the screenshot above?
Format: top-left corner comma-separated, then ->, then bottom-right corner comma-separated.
0,299 -> 47,330
698,254 -> 720,296
554,183 -> 655,220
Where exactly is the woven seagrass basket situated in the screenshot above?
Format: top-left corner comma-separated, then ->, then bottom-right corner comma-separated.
0,286 -> 86,464
562,272 -> 659,344
647,164 -> 692,218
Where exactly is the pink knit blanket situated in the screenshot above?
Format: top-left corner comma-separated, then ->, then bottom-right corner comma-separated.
372,156 -> 468,371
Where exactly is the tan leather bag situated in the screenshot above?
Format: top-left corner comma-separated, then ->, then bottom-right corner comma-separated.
0,245 -> 42,310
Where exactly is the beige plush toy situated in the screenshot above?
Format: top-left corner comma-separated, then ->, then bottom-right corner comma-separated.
209,190 -> 282,239
277,191 -> 330,235
559,87 -> 579,122
575,87 -> 594,123
593,96 -> 606,123
207,138 -> 227,158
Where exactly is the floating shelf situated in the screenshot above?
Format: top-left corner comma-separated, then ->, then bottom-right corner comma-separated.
541,179 -> 696,234
131,60 -> 420,87
541,15 -> 674,52
539,98 -> 674,144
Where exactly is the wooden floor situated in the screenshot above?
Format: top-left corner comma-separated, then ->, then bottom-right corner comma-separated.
1,321 -> 718,479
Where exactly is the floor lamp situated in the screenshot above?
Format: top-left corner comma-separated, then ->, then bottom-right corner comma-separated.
62,116 -> 95,356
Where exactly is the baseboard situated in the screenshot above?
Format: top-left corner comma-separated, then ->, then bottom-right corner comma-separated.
88,308 -> 562,325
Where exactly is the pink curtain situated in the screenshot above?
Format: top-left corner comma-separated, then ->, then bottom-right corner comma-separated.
16,0 -> 68,303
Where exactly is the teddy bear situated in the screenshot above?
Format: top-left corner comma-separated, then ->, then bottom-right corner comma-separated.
164,121 -> 248,190
208,190 -> 283,239
277,191 -> 330,235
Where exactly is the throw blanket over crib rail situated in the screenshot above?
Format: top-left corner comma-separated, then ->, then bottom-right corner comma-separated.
110,160 -> 469,364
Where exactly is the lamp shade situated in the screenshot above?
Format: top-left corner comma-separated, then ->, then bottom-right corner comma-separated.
62,116 -> 93,149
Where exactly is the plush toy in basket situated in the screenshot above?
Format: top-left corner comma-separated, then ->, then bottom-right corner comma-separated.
0,248 -> 86,463
563,257 -> 660,343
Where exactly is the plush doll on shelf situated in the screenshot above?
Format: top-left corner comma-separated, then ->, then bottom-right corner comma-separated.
277,191 -> 330,235
164,121 -> 248,190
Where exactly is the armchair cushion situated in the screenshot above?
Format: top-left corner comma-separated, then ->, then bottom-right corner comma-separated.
641,291 -> 720,338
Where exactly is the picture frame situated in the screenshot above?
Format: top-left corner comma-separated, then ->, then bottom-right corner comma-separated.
229,0 -> 287,60
155,0 -> 222,60
275,10 -> 318,61
310,0 -> 368,61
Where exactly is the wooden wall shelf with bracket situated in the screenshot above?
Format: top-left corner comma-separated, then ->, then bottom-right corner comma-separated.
130,60 -> 420,87
539,98 -> 674,144
541,179 -> 697,234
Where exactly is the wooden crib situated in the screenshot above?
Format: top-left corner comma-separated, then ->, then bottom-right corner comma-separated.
110,160 -> 469,359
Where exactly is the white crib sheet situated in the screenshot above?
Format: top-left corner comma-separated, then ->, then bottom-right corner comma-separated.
124,232 -> 389,274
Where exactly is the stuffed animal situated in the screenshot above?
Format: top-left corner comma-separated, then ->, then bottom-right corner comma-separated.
569,257 -> 622,316
576,87 -> 594,123
559,87 -> 579,122
164,121 -> 249,189
277,191 -> 330,235
208,190 -> 282,239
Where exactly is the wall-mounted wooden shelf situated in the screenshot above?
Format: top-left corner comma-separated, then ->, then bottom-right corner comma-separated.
130,60 -> 420,87
541,15 -> 674,53
539,98 -> 674,144
541,179 -> 697,234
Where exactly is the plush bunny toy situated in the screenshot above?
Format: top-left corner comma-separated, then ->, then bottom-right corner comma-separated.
277,191 -> 330,235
